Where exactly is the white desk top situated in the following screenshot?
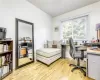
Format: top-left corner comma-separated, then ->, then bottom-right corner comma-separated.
87,48 -> 100,55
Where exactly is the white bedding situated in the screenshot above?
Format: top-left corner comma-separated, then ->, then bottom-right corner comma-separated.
36,53 -> 61,65
36,48 -> 61,65
36,48 -> 61,58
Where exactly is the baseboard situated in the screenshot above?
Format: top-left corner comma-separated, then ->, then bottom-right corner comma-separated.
65,57 -> 72,59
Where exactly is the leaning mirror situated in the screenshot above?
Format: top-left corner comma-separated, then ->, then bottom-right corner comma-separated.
15,18 -> 34,69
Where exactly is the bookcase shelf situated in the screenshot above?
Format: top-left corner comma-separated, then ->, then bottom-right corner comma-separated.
0,50 -> 13,56
0,40 -> 13,80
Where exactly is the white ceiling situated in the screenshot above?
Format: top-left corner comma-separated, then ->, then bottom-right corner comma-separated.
27,0 -> 100,17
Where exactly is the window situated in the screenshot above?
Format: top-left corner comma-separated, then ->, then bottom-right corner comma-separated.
62,16 -> 88,40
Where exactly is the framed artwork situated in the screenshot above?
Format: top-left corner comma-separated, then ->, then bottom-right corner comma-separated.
54,27 -> 59,32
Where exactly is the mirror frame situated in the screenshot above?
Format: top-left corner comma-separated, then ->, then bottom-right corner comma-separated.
15,18 -> 34,69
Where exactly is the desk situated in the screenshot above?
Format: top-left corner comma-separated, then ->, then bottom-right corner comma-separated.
87,48 -> 100,55
87,48 -> 100,80
85,43 -> 100,48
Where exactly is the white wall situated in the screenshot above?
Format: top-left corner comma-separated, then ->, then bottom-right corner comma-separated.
52,1 -> 100,58
52,1 -> 100,41
0,0 -> 52,69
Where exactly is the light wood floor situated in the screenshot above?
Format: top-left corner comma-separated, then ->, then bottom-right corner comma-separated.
4,59 -> 94,80
19,57 -> 32,66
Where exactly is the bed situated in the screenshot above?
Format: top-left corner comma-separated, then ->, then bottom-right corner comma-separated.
36,48 -> 61,65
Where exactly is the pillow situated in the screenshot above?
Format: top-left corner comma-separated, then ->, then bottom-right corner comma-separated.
52,45 -> 57,48
47,41 -> 53,48
53,40 -> 58,45
57,41 -> 61,48
44,44 -> 48,48
53,40 -> 61,48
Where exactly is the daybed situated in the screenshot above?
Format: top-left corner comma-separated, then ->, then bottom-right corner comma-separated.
36,41 -> 61,65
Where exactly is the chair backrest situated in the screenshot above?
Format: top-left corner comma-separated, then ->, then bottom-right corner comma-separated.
69,38 -> 76,59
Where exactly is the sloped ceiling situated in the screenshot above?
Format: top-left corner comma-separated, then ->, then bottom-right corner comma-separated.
28,0 -> 100,17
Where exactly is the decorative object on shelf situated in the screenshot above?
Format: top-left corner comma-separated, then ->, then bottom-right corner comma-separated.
4,44 -> 8,52
30,40 -> 32,42
96,23 -> 100,39
4,38 -> 11,40
23,37 -> 25,41
19,37 -> 31,41
0,43 -> 9,53
19,37 -> 23,41
20,48 -> 27,56
0,27 -> 6,40
96,23 -> 100,30
25,37 -> 31,40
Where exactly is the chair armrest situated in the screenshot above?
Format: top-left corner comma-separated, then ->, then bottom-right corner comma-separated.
78,47 -> 87,59
75,45 -> 84,51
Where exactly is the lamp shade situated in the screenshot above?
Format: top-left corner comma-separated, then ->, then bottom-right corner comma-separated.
96,23 -> 100,30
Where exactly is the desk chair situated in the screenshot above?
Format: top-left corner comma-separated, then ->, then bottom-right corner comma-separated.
69,38 -> 86,76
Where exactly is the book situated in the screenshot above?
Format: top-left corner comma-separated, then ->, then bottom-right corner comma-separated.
4,44 -> 8,52
0,44 -> 3,53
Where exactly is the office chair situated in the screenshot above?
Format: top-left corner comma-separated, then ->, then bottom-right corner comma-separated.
69,38 -> 86,76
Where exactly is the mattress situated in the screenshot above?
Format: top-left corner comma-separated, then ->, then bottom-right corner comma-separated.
36,48 -> 61,58
36,53 -> 61,65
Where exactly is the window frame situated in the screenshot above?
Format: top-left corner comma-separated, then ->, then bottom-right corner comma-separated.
60,15 -> 89,41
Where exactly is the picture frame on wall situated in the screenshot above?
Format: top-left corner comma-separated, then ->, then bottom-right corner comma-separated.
54,27 -> 59,32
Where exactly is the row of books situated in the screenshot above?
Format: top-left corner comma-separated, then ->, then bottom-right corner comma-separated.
0,56 -> 7,66
0,55 -> 11,77
0,65 -> 9,77
0,44 -> 9,53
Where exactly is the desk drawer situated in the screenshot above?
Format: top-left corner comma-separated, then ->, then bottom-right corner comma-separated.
88,54 -> 100,80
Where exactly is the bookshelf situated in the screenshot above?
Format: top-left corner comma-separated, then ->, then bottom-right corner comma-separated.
0,40 -> 13,79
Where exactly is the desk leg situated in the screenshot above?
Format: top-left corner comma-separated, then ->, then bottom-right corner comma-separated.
81,51 -> 84,60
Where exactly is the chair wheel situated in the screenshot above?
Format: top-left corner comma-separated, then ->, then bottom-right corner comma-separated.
69,64 -> 71,66
69,64 -> 74,66
84,73 -> 86,76
71,69 -> 74,72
